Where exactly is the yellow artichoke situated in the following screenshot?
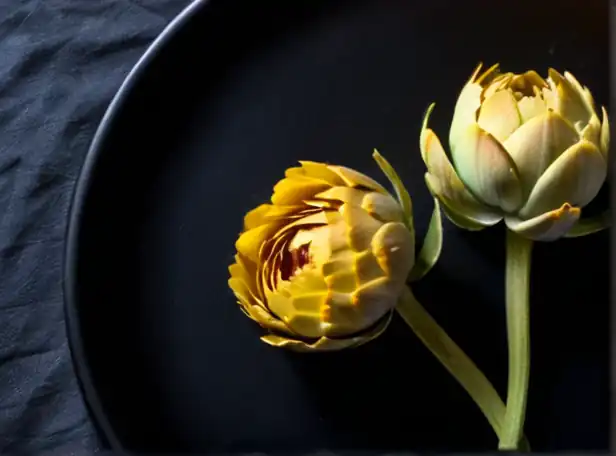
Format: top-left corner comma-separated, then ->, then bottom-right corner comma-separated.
421,63 -> 610,241
228,161 -> 414,352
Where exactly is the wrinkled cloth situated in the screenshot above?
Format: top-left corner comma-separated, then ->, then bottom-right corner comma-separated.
0,1 -> 190,453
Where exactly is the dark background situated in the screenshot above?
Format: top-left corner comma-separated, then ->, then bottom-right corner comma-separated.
0,1 -> 190,453
0,0 -> 610,454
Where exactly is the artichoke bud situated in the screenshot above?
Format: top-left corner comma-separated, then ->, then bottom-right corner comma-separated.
229,161 -> 414,352
420,63 -> 609,241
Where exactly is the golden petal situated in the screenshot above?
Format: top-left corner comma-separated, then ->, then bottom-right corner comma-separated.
370,221 -> 415,283
314,186 -> 367,206
294,161 -> 346,186
354,250 -> 386,285
360,191 -> 404,223
327,165 -> 389,194
235,222 -> 280,263
243,204 -> 273,230
271,175 -> 331,206
260,310 -> 393,352
340,204 -> 384,252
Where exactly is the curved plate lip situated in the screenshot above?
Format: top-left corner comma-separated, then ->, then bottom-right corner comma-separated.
62,0 -> 209,451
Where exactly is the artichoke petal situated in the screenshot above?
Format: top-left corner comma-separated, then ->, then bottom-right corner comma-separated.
449,80 -> 483,146
581,113 -> 602,149
370,221 -> 415,283
314,186 -> 366,207
601,106 -> 610,159
361,192 -> 405,224
564,71 -> 597,118
291,161 -> 346,186
505,203 -> 581,241
517,92 -> 548,123
503,110 -> 579,196
420,104 -> 502,225
328,165 -> 389,194
450,123 -> 523,212
548,68 -> 591,127
260,311 -> 392,352
340,203 -> 385,252
518,140 -> 606,219
271,174 -> 331,206
266,269 -> 329,338
424,173 -> 502,230
477,89 -> 522,142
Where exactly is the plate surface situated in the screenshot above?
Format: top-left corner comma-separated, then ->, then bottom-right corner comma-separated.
65,0 -> 610,452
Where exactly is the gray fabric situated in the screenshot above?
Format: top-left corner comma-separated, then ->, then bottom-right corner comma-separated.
0,1 -> 190,452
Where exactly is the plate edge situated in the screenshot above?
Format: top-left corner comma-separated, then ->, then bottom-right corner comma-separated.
62,0 -> 209,451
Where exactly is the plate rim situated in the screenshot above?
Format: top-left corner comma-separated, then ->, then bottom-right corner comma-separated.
62,0 -> 208,450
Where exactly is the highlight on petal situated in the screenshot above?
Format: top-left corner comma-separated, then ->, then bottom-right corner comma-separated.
370,221 -> 415,284
518,140 -> 607,219
290,161 -> 346,186
260,311 -> 392,352
564,71 -> 597,118
420,104 -> 502,225
601,106 -> 610,159
327,165 -> 388,194
503,110 -> 579,197
505,203 -> 581,241
477,90 -> 522,142
425,173 -> 502,230
450,123 -> 523,212
449,78 -> 483,146
547,68 -> 591,128
271,174 -> 331,206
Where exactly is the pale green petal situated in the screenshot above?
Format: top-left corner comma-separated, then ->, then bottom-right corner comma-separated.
548,68 -> 591,128
601,106 -> 610,159
564,71 -> 597,118
449,82 -> 483,146
518,140 -> 606,219
581,113 -> 601,150
450,123 -> 523,212
425,173 -> 502,230
503,111 -> 579,196
505,203 -> 580,241
420,104 -> 502,224
517,94 -> 548,123
477,89 -> 522,142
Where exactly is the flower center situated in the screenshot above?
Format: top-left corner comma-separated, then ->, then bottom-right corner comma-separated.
280,242 -> 311,281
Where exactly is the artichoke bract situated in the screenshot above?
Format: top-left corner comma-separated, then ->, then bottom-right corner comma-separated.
229,161 -> 414,352
421,63 -> 609,241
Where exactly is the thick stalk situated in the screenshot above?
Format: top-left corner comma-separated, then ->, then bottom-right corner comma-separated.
498,230 -> 533,450
396,287 -> 529,449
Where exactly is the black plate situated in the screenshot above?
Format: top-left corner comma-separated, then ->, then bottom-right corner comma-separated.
64,0 -> 610,452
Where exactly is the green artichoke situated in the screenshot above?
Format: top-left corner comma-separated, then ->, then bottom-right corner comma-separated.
420,63 -> 610,241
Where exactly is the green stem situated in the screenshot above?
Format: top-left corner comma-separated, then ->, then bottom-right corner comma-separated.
498,230 -> 533,450
396,287 -> 529,449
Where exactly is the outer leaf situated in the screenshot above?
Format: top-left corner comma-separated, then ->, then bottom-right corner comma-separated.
564,210 -> 610,238
372,149 -> 415,241
408,197 -> 443,282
